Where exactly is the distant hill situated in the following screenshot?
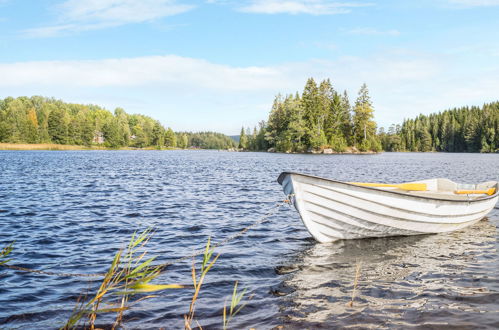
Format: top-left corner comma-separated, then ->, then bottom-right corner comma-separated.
229,135 -> 240,143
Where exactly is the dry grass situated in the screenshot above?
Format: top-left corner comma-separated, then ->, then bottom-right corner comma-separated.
0,143 -> 184,151
0,143 -> 107,150
347,261 -> 362,307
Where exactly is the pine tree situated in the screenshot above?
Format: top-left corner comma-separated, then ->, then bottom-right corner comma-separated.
238,126 -> 248,149
353,83 -> 378,150
302,78 -> 322,149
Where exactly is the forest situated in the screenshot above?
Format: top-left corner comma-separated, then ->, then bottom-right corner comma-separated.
239,78 -> 498,154
379,102 -> 499,152
239,78 -> 381,153
2,92 -> 497,153
0,96 -> 236,150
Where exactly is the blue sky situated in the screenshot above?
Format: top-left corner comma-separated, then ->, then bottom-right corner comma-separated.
1,0 -> 499,134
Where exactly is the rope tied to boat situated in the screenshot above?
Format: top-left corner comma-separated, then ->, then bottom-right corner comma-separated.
0,200 -> 288,279
283,193 -> 295,206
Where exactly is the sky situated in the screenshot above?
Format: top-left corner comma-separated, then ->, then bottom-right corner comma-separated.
1,0 -> 499,134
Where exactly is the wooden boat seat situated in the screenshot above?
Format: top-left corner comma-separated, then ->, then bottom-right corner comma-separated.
376,178 -> 498,201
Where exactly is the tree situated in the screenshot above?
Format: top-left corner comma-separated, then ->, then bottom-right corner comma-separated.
152,121 -> 165,148
302,78 -> 322,148
164,127 -> 176,147
353,83 -> 378,149
340,91 -> 353,145
26,108 -> 39,143
48,107 -> 69,144
103,118 -> 123,148
238,126 -> 248,149
389,101 -> 499,153
182,134 -> 189,148
1,96 -> 235,150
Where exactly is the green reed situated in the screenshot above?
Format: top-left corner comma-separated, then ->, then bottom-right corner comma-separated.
223,281 -> 250,330
2,232 -> 250,329
63,229 -> 183,330
184,237 -> 220,330
1,242 -> 14,265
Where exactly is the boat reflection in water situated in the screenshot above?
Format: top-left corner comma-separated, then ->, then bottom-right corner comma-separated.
276,215 -> 499,328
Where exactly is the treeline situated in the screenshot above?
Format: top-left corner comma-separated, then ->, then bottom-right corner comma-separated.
239,78 -> 381,153
379,102 -> 499,152
176,132 -> 236,150
0,96 -> 235,149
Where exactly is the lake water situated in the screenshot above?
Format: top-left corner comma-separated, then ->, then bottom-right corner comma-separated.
0,151 -> 498,329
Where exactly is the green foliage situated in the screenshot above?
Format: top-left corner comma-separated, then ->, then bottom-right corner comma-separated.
177,131 -> 237,150
1,242 -> 14,265
164,127 -> 177,148
329,134 -> 348,152
223,281 -> 249,330
48,106 -> 69,144
244,78 -> 379,153
238,127 -> 248,149
185,237 -> 220,329
0,96 -> 235,150
353,83 -> 379,147
64,229 -> 183,329
379,125 -> 403,151
384,102 -> 499,153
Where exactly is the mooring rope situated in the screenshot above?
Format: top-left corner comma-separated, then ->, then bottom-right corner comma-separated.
0,200 -> 291,279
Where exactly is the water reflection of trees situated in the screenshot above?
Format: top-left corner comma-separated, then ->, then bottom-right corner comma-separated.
276,218 -> 497,327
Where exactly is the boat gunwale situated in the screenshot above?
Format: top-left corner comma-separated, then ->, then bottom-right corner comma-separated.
277,171 -> 499,203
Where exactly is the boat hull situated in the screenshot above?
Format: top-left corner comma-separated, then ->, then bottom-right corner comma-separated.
278,172 -> 499,243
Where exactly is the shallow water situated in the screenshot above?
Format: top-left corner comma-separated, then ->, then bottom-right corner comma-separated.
0,151 -> 498,329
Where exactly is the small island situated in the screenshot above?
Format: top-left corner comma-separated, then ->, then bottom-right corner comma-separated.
237,78 -> 498,154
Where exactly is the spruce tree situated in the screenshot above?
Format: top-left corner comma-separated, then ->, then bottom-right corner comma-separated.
353,83 -> 378,150
238,126 -> 248,149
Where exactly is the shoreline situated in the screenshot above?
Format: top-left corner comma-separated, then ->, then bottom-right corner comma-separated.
0,143 -> 182,151
0,143 -> 379,153
2,143 -> 494,154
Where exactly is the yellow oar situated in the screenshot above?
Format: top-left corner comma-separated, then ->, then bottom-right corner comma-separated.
349,182 -> 427,191
455,188 -> 496,196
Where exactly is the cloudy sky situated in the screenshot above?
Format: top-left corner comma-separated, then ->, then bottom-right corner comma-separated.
1,0 -> 498,134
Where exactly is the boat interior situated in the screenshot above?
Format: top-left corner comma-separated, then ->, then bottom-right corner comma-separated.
384,178 -> 498,200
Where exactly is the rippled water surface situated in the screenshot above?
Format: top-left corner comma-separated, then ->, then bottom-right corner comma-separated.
0,151 -> 498,329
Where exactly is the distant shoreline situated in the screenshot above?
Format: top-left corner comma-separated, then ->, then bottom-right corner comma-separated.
0,143 -> 379,153
2,143 -> 494,153
0,143 -> 181,151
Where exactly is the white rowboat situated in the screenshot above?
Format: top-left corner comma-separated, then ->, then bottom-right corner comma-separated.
278,172 -> 499,243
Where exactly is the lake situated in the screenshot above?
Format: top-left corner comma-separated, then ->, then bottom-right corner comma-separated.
0,151 -> 498,329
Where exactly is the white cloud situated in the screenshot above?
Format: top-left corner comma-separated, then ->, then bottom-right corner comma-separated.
23,0 -> 194,37
1,52 -> 498,133
23,22 -> 119,38
239,0 -> 372,15
313,41 -> 338,51
0,55 -> 290,90
346,27 -> 400,36
446,0 -> 499,7
59,0 -> 193,23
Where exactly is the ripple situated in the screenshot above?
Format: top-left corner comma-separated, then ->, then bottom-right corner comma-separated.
0,151 -> 498,328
